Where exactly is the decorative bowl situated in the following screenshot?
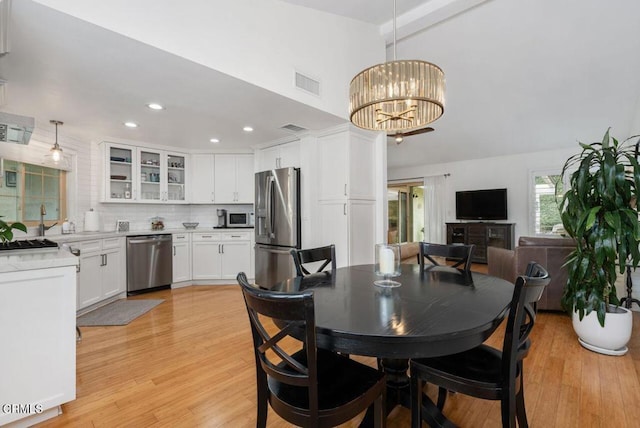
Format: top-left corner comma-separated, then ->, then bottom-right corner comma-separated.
182,222 -> 199,229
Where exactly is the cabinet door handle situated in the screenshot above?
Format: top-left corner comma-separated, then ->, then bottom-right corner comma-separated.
211,192 -> 215,202
218,244 -> 221,254
231,235 -> 241,238
201,235 -> 212,238
343,204 -> 347,215
221,244 -> 224,254
104,254 -> 108,266
77,260 -> 81,273
173,245 -> 176,256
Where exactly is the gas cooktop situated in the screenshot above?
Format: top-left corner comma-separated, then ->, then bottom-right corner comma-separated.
0,239 -> 59,252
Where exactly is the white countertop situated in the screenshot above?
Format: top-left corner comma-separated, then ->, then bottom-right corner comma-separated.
0,247 -> 79,273
45,227 -> 254,244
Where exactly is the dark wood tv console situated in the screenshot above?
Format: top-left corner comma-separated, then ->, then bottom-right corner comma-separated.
446,222 -> 515,264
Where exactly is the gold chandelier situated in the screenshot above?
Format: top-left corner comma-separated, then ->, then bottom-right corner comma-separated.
349,0 -> 445,133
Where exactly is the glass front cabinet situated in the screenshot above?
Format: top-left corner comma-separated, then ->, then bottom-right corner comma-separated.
102,142 -> 188,204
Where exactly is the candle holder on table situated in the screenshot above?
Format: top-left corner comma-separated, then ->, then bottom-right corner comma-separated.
374,243 -> 401,287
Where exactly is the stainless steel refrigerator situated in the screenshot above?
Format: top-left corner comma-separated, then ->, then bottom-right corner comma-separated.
255,167 -> 301,288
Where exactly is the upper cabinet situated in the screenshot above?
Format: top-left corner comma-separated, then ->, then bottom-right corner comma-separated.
256,141 -> 300,172
104,143 -> 135,202
214,154 -> 254,204
101,142 -> 188,204
190,154 -> 215,203
317,131 -> 375,201
102,142 -> 253,204
138,148 -> 187,203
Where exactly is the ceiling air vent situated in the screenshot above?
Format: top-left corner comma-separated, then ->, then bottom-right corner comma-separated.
281,124 -> 308,133
295,71 -> 320,96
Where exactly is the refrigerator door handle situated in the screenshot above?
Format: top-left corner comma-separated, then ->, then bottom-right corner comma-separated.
267,175 -> 276,238
260,246 -> 292,255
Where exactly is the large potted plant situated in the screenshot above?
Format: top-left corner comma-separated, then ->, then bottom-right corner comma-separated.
559,129 -> 640,355
0,216 -> 27,246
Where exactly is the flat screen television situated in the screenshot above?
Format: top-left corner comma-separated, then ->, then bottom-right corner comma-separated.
456,188 -> 508,220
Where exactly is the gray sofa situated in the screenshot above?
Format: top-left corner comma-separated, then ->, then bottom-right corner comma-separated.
487,236 -> 575,311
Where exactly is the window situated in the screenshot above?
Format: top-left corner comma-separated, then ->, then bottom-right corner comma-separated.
530,170 -> 564,235
0,159 -> 66,226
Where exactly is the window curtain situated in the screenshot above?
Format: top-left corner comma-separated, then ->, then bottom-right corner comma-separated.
423,175 -> 447,244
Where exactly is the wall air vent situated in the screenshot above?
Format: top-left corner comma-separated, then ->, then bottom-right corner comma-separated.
281,124 -> 308,133
295,71 -> 320,96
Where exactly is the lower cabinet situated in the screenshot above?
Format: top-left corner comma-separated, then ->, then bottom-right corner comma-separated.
0,265 -> 77,426
192,231 -> 252,280
172,233 -> 191,283
73,237 -> 125,310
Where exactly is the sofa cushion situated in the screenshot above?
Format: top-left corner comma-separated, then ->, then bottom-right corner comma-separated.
399,242 -> 420,264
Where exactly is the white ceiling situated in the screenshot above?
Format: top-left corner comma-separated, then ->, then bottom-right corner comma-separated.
2,0 -> 640,169
0,0 -> 346,151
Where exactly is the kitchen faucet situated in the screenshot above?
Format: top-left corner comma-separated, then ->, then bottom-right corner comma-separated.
38,204 -> 57,237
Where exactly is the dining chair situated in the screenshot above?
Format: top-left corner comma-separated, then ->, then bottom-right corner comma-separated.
409,263 -> 550,428
418,242 -> 475,274
290,244 -> 336,277
236,272 -> 386,428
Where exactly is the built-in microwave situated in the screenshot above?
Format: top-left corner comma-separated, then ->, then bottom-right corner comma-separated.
227,211 -> 254,227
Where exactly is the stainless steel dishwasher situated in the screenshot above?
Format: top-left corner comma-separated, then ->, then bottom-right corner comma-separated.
126,234 -> 173,294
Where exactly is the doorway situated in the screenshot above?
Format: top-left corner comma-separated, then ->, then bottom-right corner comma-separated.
387,181 -> 424,244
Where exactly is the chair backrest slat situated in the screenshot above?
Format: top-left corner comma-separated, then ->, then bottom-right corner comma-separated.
501,263 -> 550,389
237,272 -> 320,411
291,245 -> 336,277
419,242 -> 475,273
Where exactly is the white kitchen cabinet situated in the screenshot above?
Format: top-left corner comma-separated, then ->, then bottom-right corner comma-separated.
318,131 -> 375,201
219,240 -> 251,279
319,200 -> 376,268
256,141 -> 300,172
103,142 -> 136,202
73,237 -> 126,310
0,265 -> 76,426
192,233 -> 223,279
138,148 -> 187,203
190,154 -> 216,203
214,154 -> 254,203
100,142 -> 188,204
172,233 -> 191,283
191,231 -> 251,280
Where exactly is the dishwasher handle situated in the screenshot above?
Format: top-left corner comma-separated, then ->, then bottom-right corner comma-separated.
127,235 -> 172,245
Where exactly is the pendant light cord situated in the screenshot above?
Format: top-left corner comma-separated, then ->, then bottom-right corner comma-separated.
393,0 -> 397,61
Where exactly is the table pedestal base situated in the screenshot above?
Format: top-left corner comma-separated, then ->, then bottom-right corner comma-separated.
359,358 -> 457,427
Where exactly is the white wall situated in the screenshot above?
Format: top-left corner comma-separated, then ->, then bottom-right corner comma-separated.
387,147 -> 576,242
34,0 -> 385,120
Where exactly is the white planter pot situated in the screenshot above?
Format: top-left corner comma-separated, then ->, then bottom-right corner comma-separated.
572,305 -> 632,355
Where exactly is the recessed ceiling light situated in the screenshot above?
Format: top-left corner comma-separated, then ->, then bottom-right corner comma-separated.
146,103 -> 164,110
243,126 -> 254,132
210,138 -> 220,143
124,122 -> 138,128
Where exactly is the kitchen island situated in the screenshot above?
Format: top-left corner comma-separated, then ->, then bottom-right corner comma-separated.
0,247 -> 78,427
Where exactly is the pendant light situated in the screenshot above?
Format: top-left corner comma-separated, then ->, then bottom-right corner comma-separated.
49,120 -> 63,163
349,0 -> 445,133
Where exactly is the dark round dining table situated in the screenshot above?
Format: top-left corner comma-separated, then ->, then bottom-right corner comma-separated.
271,263 -> 514,359
270,263 -> 515,427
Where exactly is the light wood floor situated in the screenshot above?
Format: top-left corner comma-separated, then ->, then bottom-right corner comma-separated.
37,278 -> 640,427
